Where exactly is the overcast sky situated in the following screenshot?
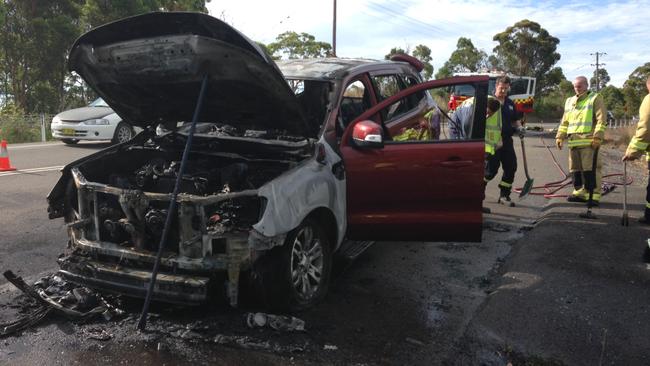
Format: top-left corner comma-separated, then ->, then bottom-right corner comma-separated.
207,0 -> 650,87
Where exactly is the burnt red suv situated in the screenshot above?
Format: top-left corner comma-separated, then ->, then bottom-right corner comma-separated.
48,12 -> 489,310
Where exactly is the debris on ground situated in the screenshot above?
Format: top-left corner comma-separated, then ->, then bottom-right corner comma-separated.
484,223 -> 511,233
84,326 -> 113,341
405,337 -> 425,346
214,333 -> 308,353
0,270 -> 125,337
0,305 -> 52,337
323,344 -> 338,350
245,312 -> 306,331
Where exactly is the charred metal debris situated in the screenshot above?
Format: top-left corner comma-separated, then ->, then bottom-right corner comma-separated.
1,270 -> 313,354
0,271 -> 125,337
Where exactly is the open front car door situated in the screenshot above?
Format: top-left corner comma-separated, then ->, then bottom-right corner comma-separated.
340,76 -> 489,242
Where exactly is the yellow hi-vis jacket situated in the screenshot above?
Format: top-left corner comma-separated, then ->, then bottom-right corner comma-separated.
556,91 -> 606,148
485,104 -> 502,155
625,94 -> 650,161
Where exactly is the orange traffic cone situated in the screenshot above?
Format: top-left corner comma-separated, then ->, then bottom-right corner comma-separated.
0,139 -> 16,171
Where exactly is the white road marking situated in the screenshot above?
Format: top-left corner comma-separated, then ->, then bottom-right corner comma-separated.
6,142 -> 63,150
0,165 -> 64,177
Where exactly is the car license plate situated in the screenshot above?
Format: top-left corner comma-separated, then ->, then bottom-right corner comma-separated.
61,128 -> 75,136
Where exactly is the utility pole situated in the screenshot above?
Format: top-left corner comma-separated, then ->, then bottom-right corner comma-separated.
332,0 -> 337,57
590,52 -> 606,91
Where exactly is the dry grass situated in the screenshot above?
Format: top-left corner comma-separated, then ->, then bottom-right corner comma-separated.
604,125 -> 636,148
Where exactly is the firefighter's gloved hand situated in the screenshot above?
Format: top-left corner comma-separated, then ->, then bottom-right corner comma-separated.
623,149 -> 643,161
555,139 -> 563,150
591,137 -> 602,149
517,126 -> 526,138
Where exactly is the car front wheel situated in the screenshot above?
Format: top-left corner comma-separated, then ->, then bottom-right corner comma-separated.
253,217 -> 332,311
112,122 -> 134,144
61,138 -> 79,145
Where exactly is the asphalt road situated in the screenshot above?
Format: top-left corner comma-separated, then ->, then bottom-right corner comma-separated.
1,132 -> 647,365
0,141 -> 112,286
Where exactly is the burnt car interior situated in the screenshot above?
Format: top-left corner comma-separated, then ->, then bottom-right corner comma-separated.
290,79 -> 331,135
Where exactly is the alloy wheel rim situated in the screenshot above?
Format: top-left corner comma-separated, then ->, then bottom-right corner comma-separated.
117,126 -> 132,142
290,225 -> 324,299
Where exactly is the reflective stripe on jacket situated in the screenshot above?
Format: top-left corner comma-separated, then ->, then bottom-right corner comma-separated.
485,106 -> 502,155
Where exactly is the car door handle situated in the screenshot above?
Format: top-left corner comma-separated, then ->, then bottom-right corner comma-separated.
439,159 -> 473,168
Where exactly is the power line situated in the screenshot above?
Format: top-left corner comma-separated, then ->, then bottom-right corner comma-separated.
571,63 -> 589,71
357,7 -> 443,41
365,0 -> 464,34
364,1 -> 446,35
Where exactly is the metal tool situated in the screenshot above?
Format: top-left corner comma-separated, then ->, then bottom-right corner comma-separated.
579,146 -> 599,219
622,161 -> 629,226
519,135 -> 534,198
138,75 -> 209,331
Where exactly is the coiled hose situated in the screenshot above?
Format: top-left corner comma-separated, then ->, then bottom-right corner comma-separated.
513,134 -> 632,198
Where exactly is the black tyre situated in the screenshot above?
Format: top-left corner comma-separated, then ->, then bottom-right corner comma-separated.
253,217 -> 332,311
61,138 -> 79,145
112,122 -> 134,144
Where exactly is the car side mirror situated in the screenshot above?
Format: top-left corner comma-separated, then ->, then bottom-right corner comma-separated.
352,120 -> 384,149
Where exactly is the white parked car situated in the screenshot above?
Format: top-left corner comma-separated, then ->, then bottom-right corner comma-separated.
51,98 -> 136,144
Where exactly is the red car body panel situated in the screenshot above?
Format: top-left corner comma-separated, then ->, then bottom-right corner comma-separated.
341,141 -> 484,241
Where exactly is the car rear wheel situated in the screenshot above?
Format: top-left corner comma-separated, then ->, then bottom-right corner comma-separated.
61,138 -> 79,145
253,217 -> 332,311
112,122 -> 134,144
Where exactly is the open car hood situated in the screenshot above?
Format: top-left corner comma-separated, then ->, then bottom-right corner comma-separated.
68,12 -> 309,136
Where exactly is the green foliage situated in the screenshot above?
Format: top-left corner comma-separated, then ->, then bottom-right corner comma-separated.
0,105 -> 52,143
590,68 -> 610,91
267,31 -> 332,59
0,0 -> 82,113
412,45 -> 433,80
533,94 -> 565,120
81,0 -> 209,30
600,85 -> 625,118
531,76 -> 572,120
492,19 -> 561,95
436,37 -> 487,79
385,47 -> 406,59
538,67 -> 566,95
559,79 -> 574,95
0,0 -> 210,116
386,45 -> 434,80
622,62 -> 650,116
255,42 -> 277,60
435,65 -> 452,79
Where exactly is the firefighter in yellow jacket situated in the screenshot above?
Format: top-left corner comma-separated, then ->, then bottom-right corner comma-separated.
623,75 -> 650,223
555,76 -> 607,204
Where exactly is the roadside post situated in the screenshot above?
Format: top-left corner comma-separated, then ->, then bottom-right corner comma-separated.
40,113 -> 46,142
